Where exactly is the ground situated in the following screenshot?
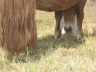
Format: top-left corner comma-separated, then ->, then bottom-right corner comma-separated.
0,1 -> 96,72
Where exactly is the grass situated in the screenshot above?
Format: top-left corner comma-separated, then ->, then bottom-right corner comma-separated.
0,3 -> 96,72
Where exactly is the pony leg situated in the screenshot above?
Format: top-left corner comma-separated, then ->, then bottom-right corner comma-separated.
76,0 -> 87,42
54,11 -> 63,40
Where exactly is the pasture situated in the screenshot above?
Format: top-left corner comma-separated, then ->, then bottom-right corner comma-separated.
0,1 -> 96,72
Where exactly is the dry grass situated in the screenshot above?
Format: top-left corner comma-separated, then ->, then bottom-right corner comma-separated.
0,1 -> 96,72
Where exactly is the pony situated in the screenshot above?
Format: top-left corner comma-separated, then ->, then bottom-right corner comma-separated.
54,6 -> 77,40
0,0 -> 37,54
36,0 -> 87,42
54,0 -> 87,42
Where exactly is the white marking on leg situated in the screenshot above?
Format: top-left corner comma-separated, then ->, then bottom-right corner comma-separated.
54,25 -> 58,40
63,14 -> 78,36
76,29 -> 86,42
72,15 -> 77,36
54,15 -> 65,40
60,16 -> 65,35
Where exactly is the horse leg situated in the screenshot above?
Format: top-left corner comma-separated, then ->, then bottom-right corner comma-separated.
76,0 -> 87,42
54,11 -> 62,40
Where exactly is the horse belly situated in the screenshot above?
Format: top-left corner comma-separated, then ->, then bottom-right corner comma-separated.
36,0 -> 79,11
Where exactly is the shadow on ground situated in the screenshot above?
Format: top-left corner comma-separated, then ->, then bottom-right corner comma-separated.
11,29 -> 96,62
29,28 -> 96,61
30,35 -> 82,61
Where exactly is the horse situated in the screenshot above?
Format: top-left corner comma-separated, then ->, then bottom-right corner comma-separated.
54,6 -> 77,40
36,0 -> 87,42
54,0 -> 87,42
0,0 -> 37,54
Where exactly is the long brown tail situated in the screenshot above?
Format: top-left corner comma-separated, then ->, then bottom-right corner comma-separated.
0,0 -> 37,53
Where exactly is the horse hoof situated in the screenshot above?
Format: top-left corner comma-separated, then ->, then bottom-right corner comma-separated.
54,31 -> 63,40
77,36 -> 86,43
54,35 -> 63,40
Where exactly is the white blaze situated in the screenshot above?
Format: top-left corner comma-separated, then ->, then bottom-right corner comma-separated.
60,15 -> 78,36
60,16 -> 65,35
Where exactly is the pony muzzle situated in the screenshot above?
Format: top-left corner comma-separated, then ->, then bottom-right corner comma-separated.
64,26 -> 72,36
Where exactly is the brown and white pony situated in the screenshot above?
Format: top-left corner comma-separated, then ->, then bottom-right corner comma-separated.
36,0 -> 87,42
54,0 -> 87,42
54,6 -> 77,40
0,0 -> 37,54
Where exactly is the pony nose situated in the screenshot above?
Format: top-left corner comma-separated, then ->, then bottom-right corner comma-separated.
64,27 -> 72,33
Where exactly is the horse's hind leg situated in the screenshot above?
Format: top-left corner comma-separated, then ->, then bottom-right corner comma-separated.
54,11 -> 63,40
76,0 -> 87,42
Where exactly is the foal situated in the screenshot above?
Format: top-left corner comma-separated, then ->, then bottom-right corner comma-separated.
54,6 -> 77,40
54,0 -> 87,42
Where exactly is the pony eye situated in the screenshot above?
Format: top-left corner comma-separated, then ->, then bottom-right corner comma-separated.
74,13 -> 76,16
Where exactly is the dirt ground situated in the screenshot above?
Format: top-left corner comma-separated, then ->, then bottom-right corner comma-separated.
85,0 -> 96,23
83,1 -> 96,34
